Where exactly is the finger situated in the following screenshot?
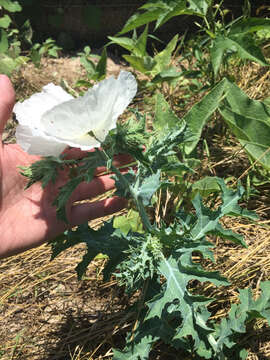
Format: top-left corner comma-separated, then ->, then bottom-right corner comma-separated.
70,174 -> 116,203
63,147 -> 134,175
62,147 -> 133,166
61,147 -> 94,159
0,75 -> 15,136
95,153 -> 134,176
69,196 -> 127,226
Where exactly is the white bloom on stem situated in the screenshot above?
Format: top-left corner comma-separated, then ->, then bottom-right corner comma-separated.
14,71 -> 137,156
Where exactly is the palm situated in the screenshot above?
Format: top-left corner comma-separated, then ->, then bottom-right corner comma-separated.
1,143 -> 66,254
1,144 -> 41,207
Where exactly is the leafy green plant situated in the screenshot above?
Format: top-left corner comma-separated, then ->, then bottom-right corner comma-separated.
209,16 -> 270,78
109,26 -> 181,88
117,0 -> 270,82
21,75 -> 268,359
110,0 -> 270,173
0,0 -> 29,75
75,46 -> 107,88
30,37 -> 62,67
175,77 -> 270,171
14,2 -> 270,357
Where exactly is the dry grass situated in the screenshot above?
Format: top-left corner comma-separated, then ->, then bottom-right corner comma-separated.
1,57 -> 270,359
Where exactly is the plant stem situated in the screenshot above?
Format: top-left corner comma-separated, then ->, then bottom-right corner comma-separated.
113,163 -> 153,233
97,149 -> 153,233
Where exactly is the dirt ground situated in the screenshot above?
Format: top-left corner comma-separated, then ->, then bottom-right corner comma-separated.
1,56 -> 270,359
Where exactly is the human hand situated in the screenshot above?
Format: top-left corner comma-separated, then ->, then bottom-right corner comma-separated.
0,75 -> 129,258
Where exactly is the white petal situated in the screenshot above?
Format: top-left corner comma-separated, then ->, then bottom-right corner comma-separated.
16,124 -> 67,156
92,71 -> 137,141
41,71 -> 137,143
41,93 -> 99,139
112,71 -> 137,118
41,76 -> 117,140
14,83 -> 73,127
80,77 -> 117,142
62,133 -> 100,150
14,72 -> 137,156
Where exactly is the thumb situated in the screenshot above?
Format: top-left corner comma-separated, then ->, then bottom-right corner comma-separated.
0,75 -> 15,136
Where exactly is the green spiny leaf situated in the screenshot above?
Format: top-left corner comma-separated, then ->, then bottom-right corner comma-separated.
115,234 -> 161,293
157,255 -> 213,343
191,194 -> 221,240
107,35 -> 135,53
187,0 -> 210,16
153,34 -> 178,75
51,221 -> 128,280
210,34 -> 268,77
219,84 -> 270,170
19,156 -> 67,189
216,178 -> 258,220
240,281 -> 270,324
213,281 -> 270,357
190,179 -> 257,241
192,176 -> 222,198
135,25 -> 149,57
95,47 -> 107,80
154,92 -> 183,133
183,78 -> 228,154
113,335 -> 152,360
209,223 -> 247,248
53,175 -> 84,222
53,151 -> 106,221
135,170 -> 161,206
123,54 -> 156,74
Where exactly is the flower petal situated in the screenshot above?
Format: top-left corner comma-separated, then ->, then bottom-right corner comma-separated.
112,71 -> 137,119
41,93 -> 99,139
92,71 -> 137,141
14,72 -> 137,156
16,124 -> 67,156
61,133 -> 100,151
41,71 -> 137,143
14,83 -> 73,127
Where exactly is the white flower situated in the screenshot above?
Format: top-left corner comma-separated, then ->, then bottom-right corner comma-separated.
14,71 -> 137,156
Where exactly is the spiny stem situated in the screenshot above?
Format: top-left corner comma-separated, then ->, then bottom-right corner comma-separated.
112,164 -> 153,233
97,149 -> 153,233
